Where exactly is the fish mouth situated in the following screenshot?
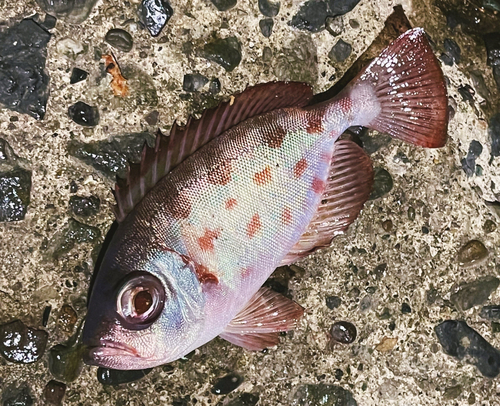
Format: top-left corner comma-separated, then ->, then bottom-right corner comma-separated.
84,340 -> 140,365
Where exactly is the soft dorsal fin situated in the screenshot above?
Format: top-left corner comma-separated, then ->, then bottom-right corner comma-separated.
113,82 -> 314,221
219,287 -> 304,351
281,139 -> 373,265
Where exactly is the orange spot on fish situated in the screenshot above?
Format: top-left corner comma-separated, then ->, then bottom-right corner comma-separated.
294,158 -> 308,178
306,114 -> 323,134
312,177 -> 325,194
198,229 -> 221,252
282,207 -> 292,225
225,198 -> 237,210
247,213 -> 261,238
254,165 -> 272,185
195,263 -> 219,284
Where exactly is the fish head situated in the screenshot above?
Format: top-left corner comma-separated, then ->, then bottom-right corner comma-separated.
83,239 -> 205,370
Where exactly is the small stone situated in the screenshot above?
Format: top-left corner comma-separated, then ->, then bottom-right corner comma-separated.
328,39 -> 352,63
0,320 -> 48,364
105,29 -> 133,52
44,380 -> 66,405
209,78 -> 221,94
226,393 -> 260,406
139,0 -> 173,37
53,218 -> 101,259
330,321 -> 356,344
443,385 -> 462,400
325,16 -> 343,36
481,305 -> 500,320
401,303 -> 411,314
483,219 -> 496,233
42,306 -> 51,327
70,68 -> 88,84
97,367 -> 153,385
468,392 -> 476,405
290,384 -> 358,406
42,14 -> 57,30
259,0 -> 280,16
334,369 -> 343,380
289,0 -> 329,32
57,304 -> 78,334
377,307 -> 391,320
457,240 -> 488,266
348,19 -> 359,29
182,73 -> 209,92
325,295 -> 341,309
199,37 -> 242,72
1,385 -> 34,406
443,38 -> 461,64
68,101 -> 99,127
381,219 -> 393,232
209,0 -> 237,11
458,84 -> 475,102
34,0 -> 98,23
274,33 -> 317,83
211,373 -> 243,395
435,320 -> 500,378
359,295 -> 372,312
144,110 -> 159,126
69,181 -> 78,193
483,32 -> 500,67
69,195 -> 100,217
0,168 -> 32,222
369,168 -> 393,200
407,207 -> 415,221
490,114 -> 500,158
461,140 -> 483,177
48,342 -> 86,382
259,18 -> 274,38
375,336 -> 397,352
451,276 -> 499,311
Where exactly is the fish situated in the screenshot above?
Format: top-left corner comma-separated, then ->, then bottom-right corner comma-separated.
82,28 -> 448,370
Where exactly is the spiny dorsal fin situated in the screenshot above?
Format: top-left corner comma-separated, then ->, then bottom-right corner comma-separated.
113,82 -> 314,222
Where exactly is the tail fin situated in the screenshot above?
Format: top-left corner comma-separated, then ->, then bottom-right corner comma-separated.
350,28 -> 448,148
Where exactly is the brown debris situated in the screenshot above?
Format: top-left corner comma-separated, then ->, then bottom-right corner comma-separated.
375,336 -> 398,352
102,54 -> 129,97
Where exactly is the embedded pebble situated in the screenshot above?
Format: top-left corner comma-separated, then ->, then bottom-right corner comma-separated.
325,295 -> 342,309
209,78 -> 221,94
484,32 -> 500,67
490,114 -> 500,158
0,18 -> 51,119
0,168 -> 32,222
325,16 -> 343,36
139,0 -> 174,37
330,321 -> 356,344
44,380 -> 66,405
48,343 -> 86,382
211,372 -> 243,395
480,305 -> 500,320
0,320 -> 48,364
57,304 -> 78,334
450,275 -> 499,311
381,219 -> 393,232
483,219 -> 497,233
458,84 -> 474,102
274,33 -> 317,83
259,0 -> 280,17
209,0 -> 237,11
460,140 -> 482,177
443,38 -> 461,65
97,367 -> 153,385
105,29 -> 133,52
443,385 -> 462,400
69,195 -> 100,217
144,110 -> 159,125
1,385 -> 34,406
401,303 -> 411,314
290,384 -> 358,406
34,0 -> 98,23
290,0 -> 360,32
53,218 -> 101,259
369,168 -> 393,200
456,240 -> 488,266
375,337 -> 397,352
407,207 -> 416,221
182,73 -> 209,92
435,320 -> 500,378
226,393 -> 260,406
70,68 -> 88,84
68,101 -> 99,127
199,37 -> 242,72
328,39 -> 352,63
42,306 -> 51,327
259,18 -> 274,38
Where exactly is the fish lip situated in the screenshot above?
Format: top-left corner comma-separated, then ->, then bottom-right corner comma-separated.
85,340 -> 140,363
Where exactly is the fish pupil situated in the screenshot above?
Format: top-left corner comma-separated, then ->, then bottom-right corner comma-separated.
134,290 -> 153,315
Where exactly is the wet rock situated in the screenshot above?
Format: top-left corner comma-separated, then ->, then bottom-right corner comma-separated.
44,380 -> 66,405
480,305 -> 500,320
259,18 -> 274,38
211,372 -> 243,395
68,101 -> 99,127
328,39 -> 352,63
369,168 -> 393,200
274,33 -> 317,84
105,29 -> 133,52
53,218 -> 101,259
490,114 -> 500,158
69,195 -> 100,217
139,0 -> 174,37
291,384 -> 357,406
182,73 -> 209,92
35,0 -> 98,23
42,306 -> 52,327
68,132 -> 154,179
484,32 -> 500,67
0,18 -> 51,120
199,37 -> 241,72
0,320 -> 48,364
2,385 -> 34,406
57,304 -> 78,334
461,140 -> 482,177
70,67 -> 88,84
226,393 -> 260,406
209,0 -> 237,11
458,84 -> 474,102
326,295 -> 341,309
290,0 -> 361,32
483,219 -> 497,233
451,276 -> 499,311
97,367 -> 153,385
325,16 -> 343,36
456,240 -> 488,266
209,78 -> 221,94
435,320 -> 500,378
401,303 -> 411,314
48,342 -> 85,382
330,321 -> 356,344
442,38 -> 461,65
144,110 -> 159,126
259,0 -> 279,16
0,168 -> 32,222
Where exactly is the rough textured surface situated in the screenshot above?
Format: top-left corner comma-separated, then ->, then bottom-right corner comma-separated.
0,0 -> 500,405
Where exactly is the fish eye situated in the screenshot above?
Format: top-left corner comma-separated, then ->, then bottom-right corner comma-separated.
116,271 -> 165,329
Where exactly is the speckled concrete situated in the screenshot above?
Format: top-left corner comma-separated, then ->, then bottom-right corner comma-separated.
1,0 -> 500,404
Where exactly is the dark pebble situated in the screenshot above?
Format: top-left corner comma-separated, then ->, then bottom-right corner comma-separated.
359,295 -> 372,312
458,84 -> 474,102
0,18 -> 51,119
42,306 -> 51,327
443,38 -> 461,64
451,275 -> 499,311
69,195 -> 100,217
330,321 -> 356,344
0,168 -> 32,222
490,114 -> 500,158
57,304 -> 78,334
259,18 -> 274,38
407,207 -> 416,221
461,140 -> 483,177
435,320 -> 500,378
444,385 -> 462,400
0,320 -> 48,364
377,307 -> 391,320
139,0 -> 173,37
401,303 -> 411,314
290,0 -> 360,32
70,67 -> 88,84
291,384 -> 358,406
381,219 -> 393,232
493,66 -> 500,90
53,218 -> 101,259
69,181 -> 78,193
369,168 -> 393,200
226,393 -> 260,406
480,305 -> 500,320
34,0 -> 98,23
199,37 -> 241,72
144,110 -> 159,125
457,240 -> 488,266
2,385 -> 34,406
182,73 -> 209,92
44,380 -> 66,405
328,39 -> 352,63
440,53 -> 454,66
48,342 -> 85,382
211,372 -> 243,395
484,219 -> 497,233
483,32 -> 500,67
68,101 -> 99,127
348,19 -> 359,29
325,16 -> 343,36
334,368 -> 344,380
67,132 -> 155,179
326,295 -> 342,310
259,0 -> 280,17
209,78 -> 221,94
42,14 -> 57,29
209,0 -> 237,11
97,367 -> 153,385
105,28 -> 133,52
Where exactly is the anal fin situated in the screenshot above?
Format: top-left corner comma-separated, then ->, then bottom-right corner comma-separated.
219,287 -> 304,351
281,139 -> 373,265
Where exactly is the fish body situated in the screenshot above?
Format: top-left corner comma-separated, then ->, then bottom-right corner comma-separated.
83,28 -> 448,369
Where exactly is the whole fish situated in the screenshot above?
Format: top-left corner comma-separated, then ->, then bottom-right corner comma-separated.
83,28 -> 448,369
